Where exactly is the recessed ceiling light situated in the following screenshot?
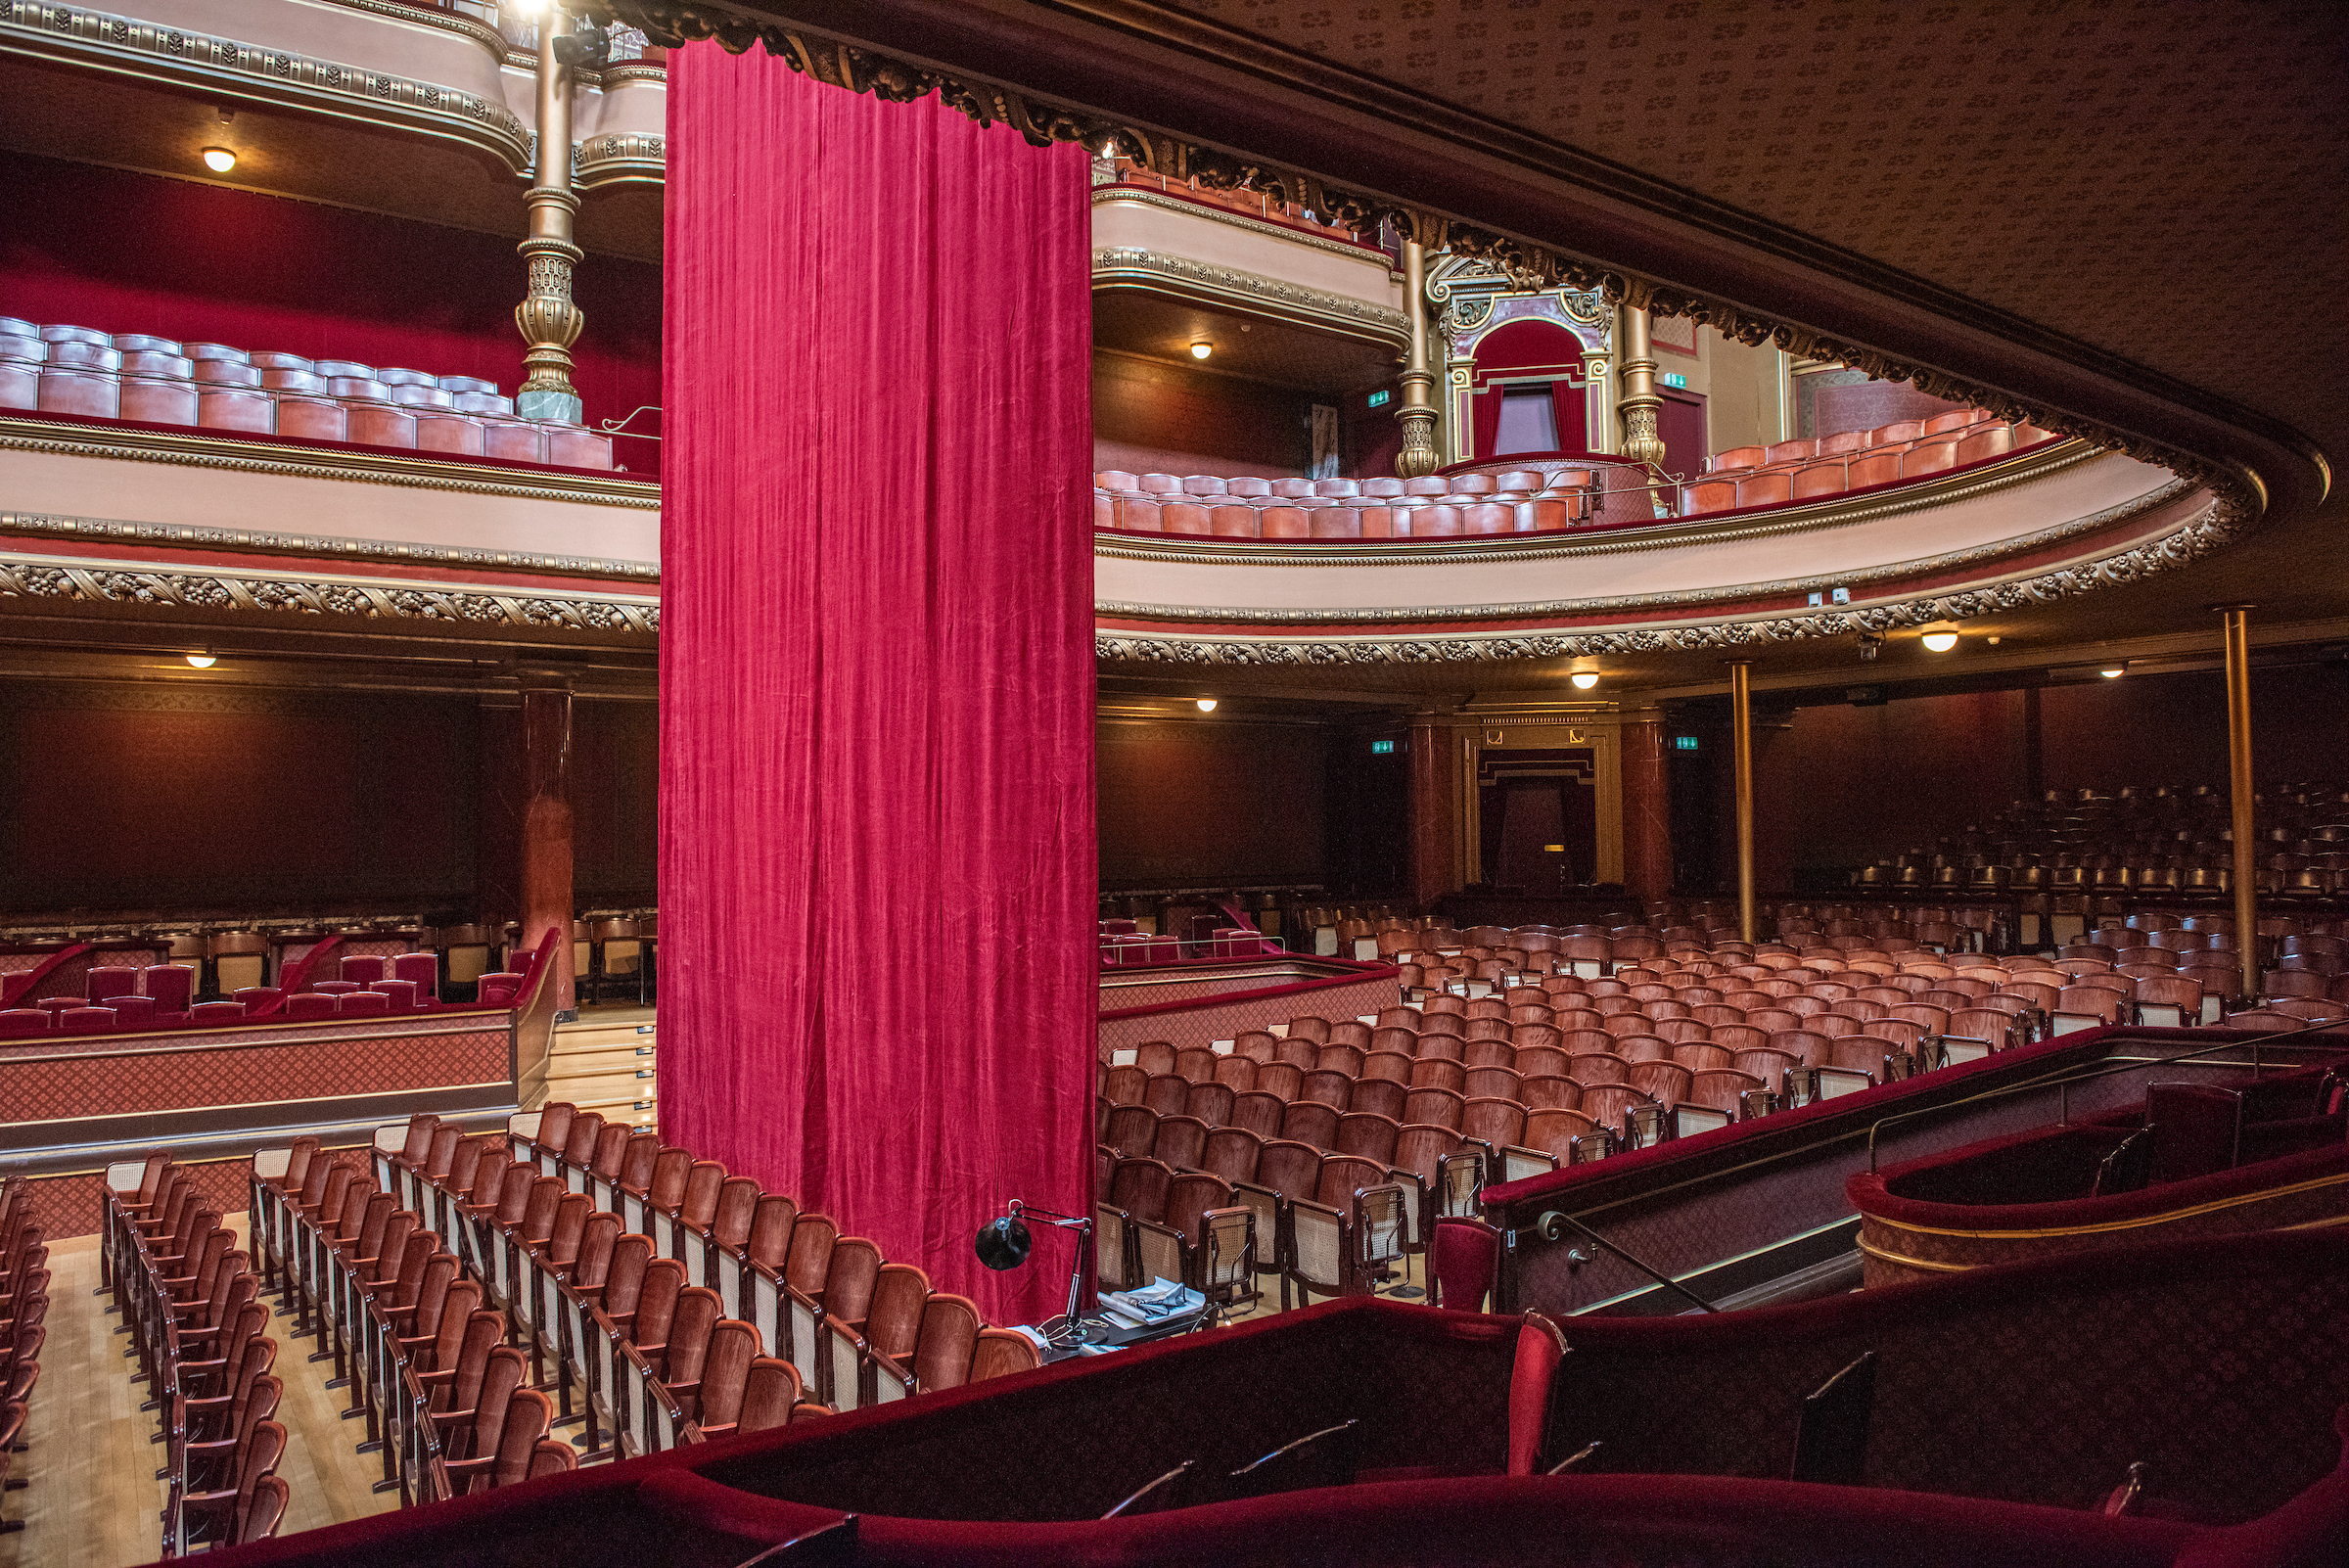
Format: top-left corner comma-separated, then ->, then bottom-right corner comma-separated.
1570,671 -> 1600,690
1189,342 -> 1212,359
2099,665 -> 2126,678
185,650 -> 217,669
1195,697 -> 1218,712
1921,630 -> 1958,653
200,147 -> 237,174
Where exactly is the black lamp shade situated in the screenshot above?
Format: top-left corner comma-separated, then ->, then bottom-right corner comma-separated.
975,1216 -> 1032,1271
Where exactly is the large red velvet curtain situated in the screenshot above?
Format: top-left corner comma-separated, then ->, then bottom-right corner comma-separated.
661,44 -> 1095,1325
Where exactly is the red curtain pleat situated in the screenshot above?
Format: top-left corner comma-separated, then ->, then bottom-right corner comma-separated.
660,44 -> 1095,1326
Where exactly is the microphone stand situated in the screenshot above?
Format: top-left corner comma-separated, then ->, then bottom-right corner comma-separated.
1007,1200 -> 1100,1348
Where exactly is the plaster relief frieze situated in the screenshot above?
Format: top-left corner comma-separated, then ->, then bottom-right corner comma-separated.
1093,491 -> 2244,666
575,131 -> 666,186
1091,249 -> 1408,346
0,551 -> 660,637
0,0 -> 532,170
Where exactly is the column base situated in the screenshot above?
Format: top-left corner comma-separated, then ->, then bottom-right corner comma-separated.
517,388 -> 584,425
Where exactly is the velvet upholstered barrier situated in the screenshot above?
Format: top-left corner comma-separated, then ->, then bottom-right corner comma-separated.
658,43 -> 1095,1324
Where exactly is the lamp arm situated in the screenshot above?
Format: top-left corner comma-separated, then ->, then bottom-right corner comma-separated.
1008,1200 -> 1091,1231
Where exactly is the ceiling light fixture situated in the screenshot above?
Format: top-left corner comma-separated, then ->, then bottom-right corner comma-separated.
1195,698 -> 1218,712
200,147 -> 237,174
1921,630 -> 1959,653
184,649 -> 217,669
1570,671 -> 1600,690
1189,341 -> 1212,359
2099,665 -> 2127,678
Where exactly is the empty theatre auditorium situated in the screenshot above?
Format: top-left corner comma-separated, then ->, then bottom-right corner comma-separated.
4,2 -> 2348,1565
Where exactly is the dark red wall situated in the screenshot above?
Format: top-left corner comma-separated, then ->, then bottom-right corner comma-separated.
0,682 -> 657,919
1092,350 -> 1313,477
0,683 -> 478,914
572,701 -> 659,905
1,156 -> 663,473
1097,716 -> 1329,890
1728,663 -> 2349,888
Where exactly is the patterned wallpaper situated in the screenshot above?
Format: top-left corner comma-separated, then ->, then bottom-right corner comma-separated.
1162,0 -> 2348,452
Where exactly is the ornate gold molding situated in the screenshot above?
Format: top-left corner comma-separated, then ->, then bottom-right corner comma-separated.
0,549 -> 660,636
1093,439 -> 2110,567
576,0 -> 2239,515
0,416 -> 661,510
0,0 -> 531,172
0,509 -> 658,583
1090,184 -> 1395,269
1091,249 -> 1405,346
575,130 -> 667,187
1095,488 -> 2244,666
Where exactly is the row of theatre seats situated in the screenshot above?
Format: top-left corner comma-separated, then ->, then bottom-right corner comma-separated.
230,1102 -> 1047,1504
1095,931 -> 2349,1314
0,951 -> 531,1039
0,319 -> 616,470
1093,468 -> 1614,539
0,1183 -> 45,1540
1682,407 -> 2052,515
1099,918 -> 1281,965
1871,779 -> 2349,900
95,1163 -> 292,1553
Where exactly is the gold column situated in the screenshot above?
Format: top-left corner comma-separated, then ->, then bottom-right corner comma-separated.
2218,604 -> 2259,999
515,9 -> 584,423
1394,237 -> 1440,479
1616,303 -> 1667,470
1727,660 -> 1757,943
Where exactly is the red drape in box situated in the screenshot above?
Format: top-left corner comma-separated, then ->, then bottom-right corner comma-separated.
660,45 -> 1095,1325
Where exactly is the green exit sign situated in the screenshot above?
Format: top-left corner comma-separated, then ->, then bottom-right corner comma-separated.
1674,735 -> 1701,752
1367,390 -> 1391,407
1370,739 -> 1396,754
1661,372 -> 1688,389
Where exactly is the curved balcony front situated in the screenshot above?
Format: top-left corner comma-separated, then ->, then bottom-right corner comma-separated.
1093,424 -> 2227,666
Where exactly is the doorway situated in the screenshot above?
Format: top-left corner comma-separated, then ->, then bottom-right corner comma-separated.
1476,748 -> 1598,894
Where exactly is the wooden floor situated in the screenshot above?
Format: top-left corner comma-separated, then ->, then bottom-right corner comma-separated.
1,1223 -> 399,1568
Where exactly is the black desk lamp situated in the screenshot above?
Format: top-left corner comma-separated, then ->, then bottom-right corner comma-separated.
975,1199 -> 1100,1348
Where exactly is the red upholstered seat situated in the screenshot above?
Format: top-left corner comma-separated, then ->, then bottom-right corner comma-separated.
1507,1311 -> 1570,1475
385,950 -> 434,999
1161,501 -> 1212,534
198,387 -> 274,433
1791,462 -> 1848,499
234,988 -> 283,1016
0,1011 -> 50,1038
189,1001 -> 247,1026
1902,440 -> 1958,478
1846,452 -> 1901,488
1735,472 -> 1793,508
275,396 -> 347,441
60,1006 -> 117,1034
476,972 -> 526,1005
339,990 -> 391,1016
1137,474 -> 1182,494
341,955 -> 387,985
108,993 -> 157,1030
87,967 -> 137,1003
372,979 -> 420,1010
1429,1218 -> 1501,1312
281,993 -> 338,1020
311,982 -> 361,995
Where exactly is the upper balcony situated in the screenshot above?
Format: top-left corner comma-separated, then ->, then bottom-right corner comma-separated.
0,0 -> 664,257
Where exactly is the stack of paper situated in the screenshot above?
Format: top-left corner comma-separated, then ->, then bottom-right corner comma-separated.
1100,1277 -> 1204,1329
